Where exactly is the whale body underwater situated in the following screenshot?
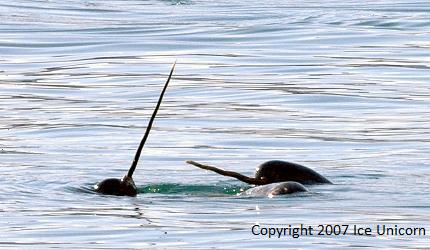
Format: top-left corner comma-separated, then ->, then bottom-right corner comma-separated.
241,181 -> 308,197
94,63 -> 332,197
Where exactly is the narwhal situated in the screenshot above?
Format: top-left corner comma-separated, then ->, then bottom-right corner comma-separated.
186,160 -> 331,196
94,62 -> 176,196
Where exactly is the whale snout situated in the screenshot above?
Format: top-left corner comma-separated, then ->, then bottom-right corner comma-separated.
241,181 -> 308,197
268,181 -> 308,196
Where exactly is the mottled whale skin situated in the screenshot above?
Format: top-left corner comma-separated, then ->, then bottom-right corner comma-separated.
240,181 -> 308,197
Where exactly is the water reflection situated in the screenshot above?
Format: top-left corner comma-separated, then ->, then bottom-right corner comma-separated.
1,0 -> 430,248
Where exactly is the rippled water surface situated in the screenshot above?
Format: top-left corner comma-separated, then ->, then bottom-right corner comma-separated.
1,0 -> 430,248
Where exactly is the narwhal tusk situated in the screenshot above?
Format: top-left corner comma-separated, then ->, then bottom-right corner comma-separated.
95,62 -> 176,196
126,61 -> 176,178
186,160 -> 268,185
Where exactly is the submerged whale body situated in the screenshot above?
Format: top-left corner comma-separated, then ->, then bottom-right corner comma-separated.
241,181 -> 308,197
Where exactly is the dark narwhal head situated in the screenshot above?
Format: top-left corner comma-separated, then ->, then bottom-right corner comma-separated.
255,160 -> 332,184
94,176 -> 137,196
94,62 -> 176,196
187,160 -> 332,186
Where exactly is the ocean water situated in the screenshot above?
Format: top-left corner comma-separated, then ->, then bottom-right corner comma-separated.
1,0 -> 430,248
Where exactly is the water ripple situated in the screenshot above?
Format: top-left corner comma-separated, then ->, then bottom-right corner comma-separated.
1,0 -> 430,248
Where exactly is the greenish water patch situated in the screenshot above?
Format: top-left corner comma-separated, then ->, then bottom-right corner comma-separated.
75,182 -> 249,196
138,183 -> 247,196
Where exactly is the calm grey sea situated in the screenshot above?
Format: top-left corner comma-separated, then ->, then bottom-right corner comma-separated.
1,0 -> 430,248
